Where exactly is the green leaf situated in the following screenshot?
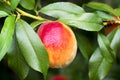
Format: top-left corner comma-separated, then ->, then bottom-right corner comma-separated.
10,0 -> 20,10
40,2 -> 103,31
20,0 -> 35,10
7,35 -> 29,80
75,31 -> 93,60
114,8 -> 120,16
96,11 -> 114,20
89,48 -> 113,80
108,26 -> 120,53
25,69 -> 41,80
89,27 -> 120,80
0,15 -> 15,61
15,19 -> 49,79
59,13 -> 103,31
34,0 -> 41,10
97,33 -> 114,63
40,2 -> 85,19
30,20 -> 43,29
87,2 -> 116,16
0,2 -> 12,13
0,11 -> 8,18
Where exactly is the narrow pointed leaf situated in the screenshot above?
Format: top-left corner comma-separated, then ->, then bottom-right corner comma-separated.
40,2 -> 85,19
76,32 -> 93,60
87,2 -> 116,16
98,33 -> 115,63
89,48 -> 113,80
25,69 -> 42,80
20,0 -> 35,10
89,27 -> 120,80
0,15 -> 15,61
96,11 -> 114,20
114,8 -> 120,16
0,11 -> 8,18
40,2 -> 103,31
108,27 -> 120,53
7,35 -> 29,80
59,13 -> 103,31
0,2 -> 12,13
30,20 -> 44,29
15,19 -> 49,79
10,0 -> 20,10
34,0 -> 41,10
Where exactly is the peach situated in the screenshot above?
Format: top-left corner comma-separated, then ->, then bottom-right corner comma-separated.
37,21 -> 77,68
50,75 -> 68,80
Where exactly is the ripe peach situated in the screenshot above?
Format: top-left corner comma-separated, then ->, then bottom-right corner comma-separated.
50,75 -> 68,80
37,21 -> 77,68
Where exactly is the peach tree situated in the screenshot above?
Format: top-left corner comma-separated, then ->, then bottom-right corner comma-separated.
0,0 -> 120,80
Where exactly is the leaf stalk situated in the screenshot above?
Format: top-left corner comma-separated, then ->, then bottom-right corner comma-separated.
16,8 -> 46,21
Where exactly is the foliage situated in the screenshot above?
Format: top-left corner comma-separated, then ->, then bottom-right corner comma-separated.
0,0 -> 120,80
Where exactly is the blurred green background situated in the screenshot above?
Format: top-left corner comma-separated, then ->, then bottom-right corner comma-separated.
1,0 -> 120,80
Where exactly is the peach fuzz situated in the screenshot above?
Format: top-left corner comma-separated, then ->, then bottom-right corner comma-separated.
37,21 -> 77,68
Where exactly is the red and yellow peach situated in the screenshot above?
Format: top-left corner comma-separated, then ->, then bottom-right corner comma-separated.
37,21 -> 77,68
